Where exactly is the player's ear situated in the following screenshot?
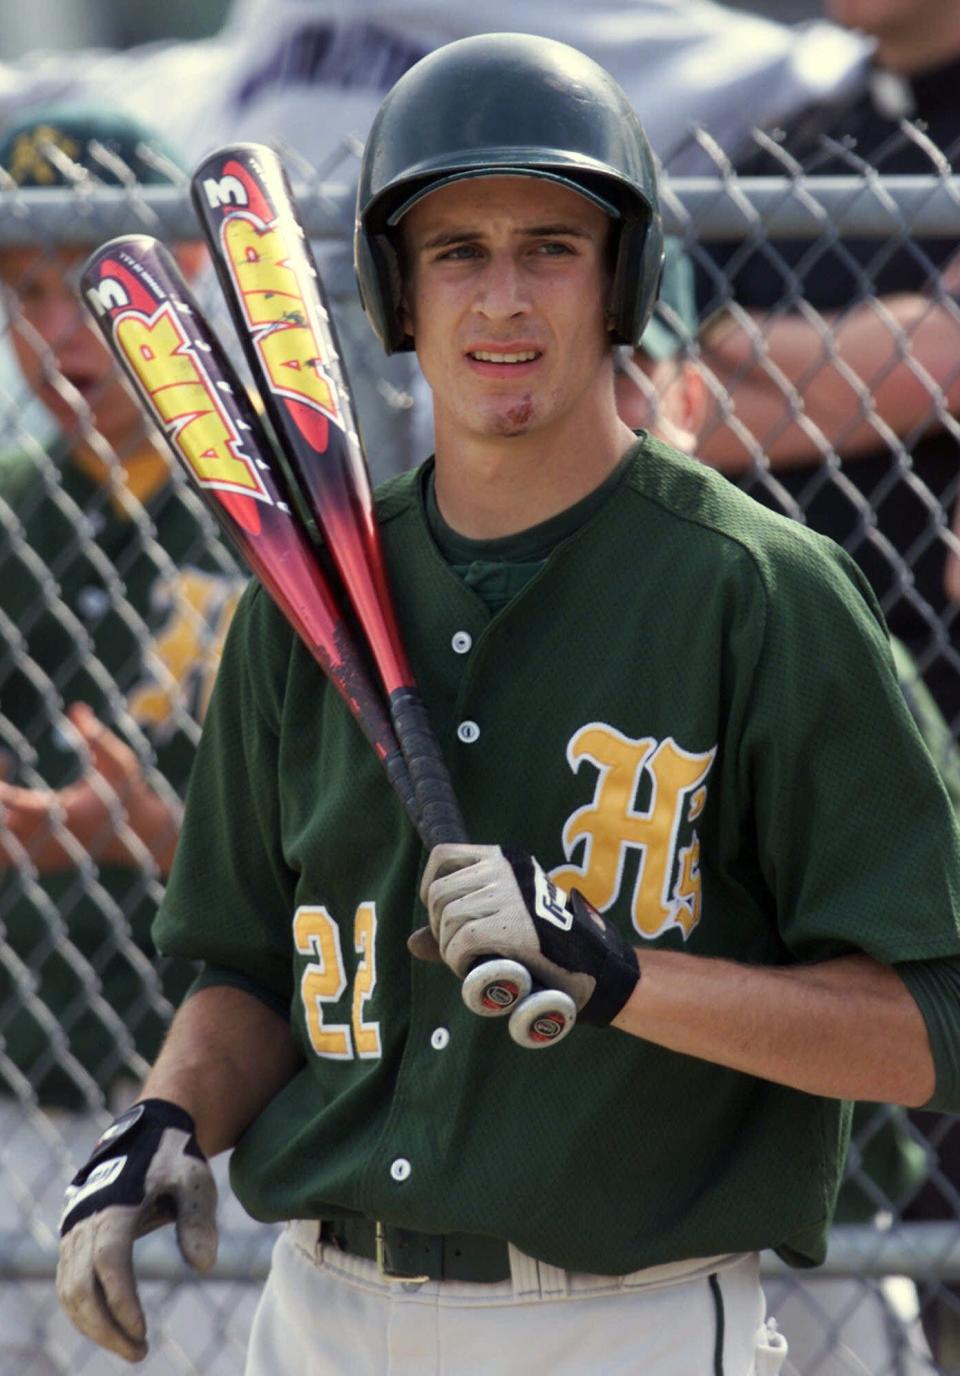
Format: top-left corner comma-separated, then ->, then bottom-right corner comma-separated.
173,241 -> 208,282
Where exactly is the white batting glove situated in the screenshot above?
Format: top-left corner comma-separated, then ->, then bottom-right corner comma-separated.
419,843 -> 640,1025
57,1099 -> 218,1363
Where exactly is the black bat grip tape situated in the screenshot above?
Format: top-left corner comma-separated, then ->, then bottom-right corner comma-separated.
389,688 -> 469,848
382,746 -> 422,838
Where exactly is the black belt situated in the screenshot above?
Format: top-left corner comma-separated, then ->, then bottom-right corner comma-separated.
319,1216 -> 511,1283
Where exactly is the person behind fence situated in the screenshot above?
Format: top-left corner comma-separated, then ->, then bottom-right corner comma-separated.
0,106 -> 243,1121
620,244 -> 946,1376
54,34 -> 960,1376
0,107 -> 255,1375
695,0 -> 960,736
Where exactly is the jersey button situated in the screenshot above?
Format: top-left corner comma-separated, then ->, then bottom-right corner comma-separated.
390,1158 -> 412,1182
451,631 -> 472,655
457,720 -> 480,744
430,1027 -> 450,1051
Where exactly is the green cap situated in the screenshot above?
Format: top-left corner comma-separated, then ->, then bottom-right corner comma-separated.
638,236 -> 697,362
0,105 -> 184,188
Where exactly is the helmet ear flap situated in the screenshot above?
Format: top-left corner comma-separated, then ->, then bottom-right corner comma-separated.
355,230 -> 409,355
609,212 -> 665,347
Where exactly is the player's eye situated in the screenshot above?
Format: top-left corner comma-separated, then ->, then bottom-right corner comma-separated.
534,240 -> 576,256
435,243 -> 481,261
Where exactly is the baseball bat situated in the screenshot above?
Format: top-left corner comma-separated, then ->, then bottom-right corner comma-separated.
80,233 -> 420,828
189,144 -> 575,1049
189,143 -> 461,847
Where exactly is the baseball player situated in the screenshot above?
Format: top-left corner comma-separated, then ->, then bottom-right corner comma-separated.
56,35 -> 960,1376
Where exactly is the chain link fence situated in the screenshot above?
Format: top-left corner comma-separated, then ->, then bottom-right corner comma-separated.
0,128 -> 959,1375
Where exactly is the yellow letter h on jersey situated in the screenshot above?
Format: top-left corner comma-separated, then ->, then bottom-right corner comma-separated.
551,724 -> 716,941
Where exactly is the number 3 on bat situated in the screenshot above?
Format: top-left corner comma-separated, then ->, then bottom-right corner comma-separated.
200,174 -> 248,209
293,902 -> 382,1061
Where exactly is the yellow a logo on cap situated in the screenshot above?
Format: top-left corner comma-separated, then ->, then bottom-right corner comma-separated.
8,125 -> 80,184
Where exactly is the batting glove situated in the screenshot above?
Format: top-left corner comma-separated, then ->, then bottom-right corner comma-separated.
419,844 -> 640,1025
57,1098 -> 217,1363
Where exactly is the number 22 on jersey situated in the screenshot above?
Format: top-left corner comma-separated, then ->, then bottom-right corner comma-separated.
293,903 -> 381,1061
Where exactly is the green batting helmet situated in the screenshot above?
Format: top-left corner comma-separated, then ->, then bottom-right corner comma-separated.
355,32 -> 664,354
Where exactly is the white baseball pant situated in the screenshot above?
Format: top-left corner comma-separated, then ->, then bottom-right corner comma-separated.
244,1221 -> 788,1375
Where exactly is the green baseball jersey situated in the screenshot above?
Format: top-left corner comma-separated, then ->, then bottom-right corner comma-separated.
156,434 -> 960,1274
0,444 -> 243,1107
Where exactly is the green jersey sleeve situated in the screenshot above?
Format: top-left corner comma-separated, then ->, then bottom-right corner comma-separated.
153,580 -> 296,1006
184,964 -> 292,1019
739,533 -> 960,965
896,957 -> 960,1112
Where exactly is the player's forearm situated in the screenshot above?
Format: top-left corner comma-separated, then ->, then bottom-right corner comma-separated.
612,948 -> 935,1105
698,297 -> 960,470
140,984 -> 303,1157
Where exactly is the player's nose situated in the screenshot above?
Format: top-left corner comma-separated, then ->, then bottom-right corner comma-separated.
472,253 -> 531,320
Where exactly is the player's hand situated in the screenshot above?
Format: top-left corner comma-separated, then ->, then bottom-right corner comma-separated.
419,844 -> 640,1025
56,1098 -> 218,1363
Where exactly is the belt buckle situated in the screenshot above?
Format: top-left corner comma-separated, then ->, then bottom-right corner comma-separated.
375,1220 -> 430,1285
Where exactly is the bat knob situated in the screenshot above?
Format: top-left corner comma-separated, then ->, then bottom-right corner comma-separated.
461,958 -> 532,1017
508,989 -> 577,1049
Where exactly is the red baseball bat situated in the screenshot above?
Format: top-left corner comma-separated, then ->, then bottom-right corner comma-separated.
80,233 -> 420,828
189,143 -> 465,848
188,144 -> 575,1049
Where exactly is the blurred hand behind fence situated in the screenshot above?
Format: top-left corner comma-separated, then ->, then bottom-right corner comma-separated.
0,702 -> 182,875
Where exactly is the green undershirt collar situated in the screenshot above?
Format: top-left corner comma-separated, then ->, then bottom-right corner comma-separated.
424,449 -> 635,611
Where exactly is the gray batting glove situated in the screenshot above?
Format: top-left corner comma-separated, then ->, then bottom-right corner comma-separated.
419,843 -> 640,1025
57,1098 -> 217,1363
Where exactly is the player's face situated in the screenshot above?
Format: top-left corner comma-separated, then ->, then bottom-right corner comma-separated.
0,246 -> 144,450
400,176 -> 614,447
